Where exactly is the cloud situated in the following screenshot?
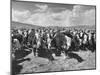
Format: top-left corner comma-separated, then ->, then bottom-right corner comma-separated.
25,13 -> 47,26
48,10 -> 72,26
34,4 -> 48,12
83,9 -> 95,25
24,9 -> 72,26
12,8 -> 31,22
70,5 -> 95,25
12,5 -> 95,27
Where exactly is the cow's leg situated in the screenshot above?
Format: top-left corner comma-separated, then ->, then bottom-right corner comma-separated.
33,47 -> 36,56
35,40 -> 41,57
35,47 -> 38,57
35,50 -> 38,56
91,39 -> 96,52
47,50 -> 55,61
55,48 -> 61,56
81,43 -> 86,51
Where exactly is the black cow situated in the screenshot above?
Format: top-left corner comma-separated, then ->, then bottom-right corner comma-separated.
37,39 -> 54,61
51,32 -> 84,62
51,32 -> 67,56
27,29 -> 36,47
12,33 -> 23,45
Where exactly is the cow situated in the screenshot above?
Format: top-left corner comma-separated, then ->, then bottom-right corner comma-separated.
46,33 -> 52,49
11,46 -> 32,75
50,31 -> 84,62
87,32 -> 96,52
51,32 -> 67,56
37,38 -> 54,61
12,33 -> 23,46
27,29 -> 35,47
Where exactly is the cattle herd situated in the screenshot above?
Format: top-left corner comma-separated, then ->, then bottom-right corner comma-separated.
11,27 -> 96,75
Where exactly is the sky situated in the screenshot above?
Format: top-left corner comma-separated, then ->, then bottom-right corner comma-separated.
12,1 -> 96,27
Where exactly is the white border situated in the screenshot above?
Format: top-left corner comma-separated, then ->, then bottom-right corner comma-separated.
0,0 -> 100,75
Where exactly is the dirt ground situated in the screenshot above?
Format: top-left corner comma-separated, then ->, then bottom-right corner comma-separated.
18,50 -> 96,74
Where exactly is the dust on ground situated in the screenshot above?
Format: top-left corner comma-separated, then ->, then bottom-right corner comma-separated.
18,50 -> 96,74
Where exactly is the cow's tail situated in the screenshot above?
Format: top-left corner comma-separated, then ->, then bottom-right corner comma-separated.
67,52 -> 84,63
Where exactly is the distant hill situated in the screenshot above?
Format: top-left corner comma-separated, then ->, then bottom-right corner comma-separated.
11,21 -> 41,29
11,21 -> 96,30
47,25 -> 95,30
65,25 -> 96,30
